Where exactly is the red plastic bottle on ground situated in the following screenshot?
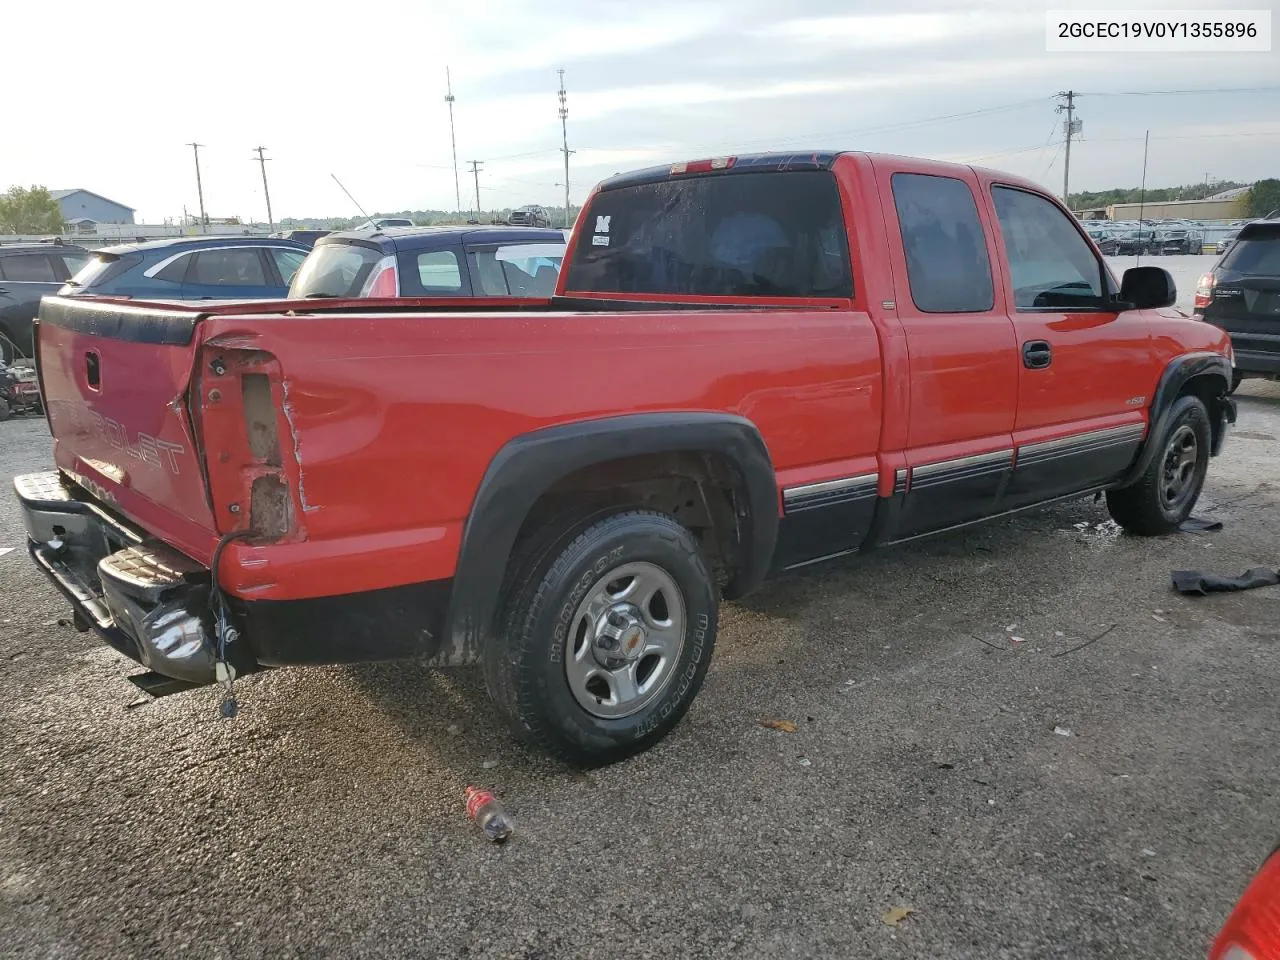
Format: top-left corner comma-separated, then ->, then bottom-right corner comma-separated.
465,786 -> 513,843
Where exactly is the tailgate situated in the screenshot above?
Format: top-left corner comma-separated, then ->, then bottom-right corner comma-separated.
36,297 -> 217,561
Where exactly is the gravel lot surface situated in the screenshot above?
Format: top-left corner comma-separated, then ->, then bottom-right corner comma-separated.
2,343 -> 1277,959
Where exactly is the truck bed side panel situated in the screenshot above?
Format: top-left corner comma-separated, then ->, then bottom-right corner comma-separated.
200,307 -> 883,600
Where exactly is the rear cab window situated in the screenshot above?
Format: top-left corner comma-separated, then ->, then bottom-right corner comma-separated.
289,243 -> 382,297
563,169 -> 852,299
890,173 -> 994,313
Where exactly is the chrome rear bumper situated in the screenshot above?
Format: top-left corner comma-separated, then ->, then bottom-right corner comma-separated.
14,471 -> 222,685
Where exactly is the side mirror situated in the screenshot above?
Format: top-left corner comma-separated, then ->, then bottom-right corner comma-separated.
1120,265 -> 1176,310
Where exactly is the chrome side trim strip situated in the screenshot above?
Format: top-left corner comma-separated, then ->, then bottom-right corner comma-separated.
782,472 -> 878,504
1018,423 -> 1145,459
912,449 -> 1013,480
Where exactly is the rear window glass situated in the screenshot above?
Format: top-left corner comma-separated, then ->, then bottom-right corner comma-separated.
0,254 -> 58,282
466,242 -> 565,297
1221,230 -> 1280,275
289,243 -> 382,297
67,253 -> 124,289
563,170 -> 852,298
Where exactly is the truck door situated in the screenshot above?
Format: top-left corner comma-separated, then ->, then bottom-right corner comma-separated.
874,160 -> 1019,541
982,183 -> 1152,508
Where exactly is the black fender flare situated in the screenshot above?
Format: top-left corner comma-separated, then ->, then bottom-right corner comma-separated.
1118,352 -> 1235,487
440,412 -> 779,663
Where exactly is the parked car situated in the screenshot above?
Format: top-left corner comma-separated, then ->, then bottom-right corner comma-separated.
57,236 -> 310,302
1149,223 -> 1202,255
507,204 -> 552,228
0,241 -> 89,362
1084,224 -> 1120,255
1114,225 -> 1157,255
16,149 -> 1234,766
288,225 -> 566,299
0,359 -> 43,420
354,217 -> 416,230
1216,230 -> 1239,255
1196,218 -> 1280,391
269,229 -> 331,248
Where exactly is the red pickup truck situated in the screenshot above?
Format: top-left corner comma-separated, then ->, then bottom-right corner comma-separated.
15,151 -> 1236,765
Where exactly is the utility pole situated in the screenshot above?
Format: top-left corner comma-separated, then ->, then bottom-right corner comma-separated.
558,69 -> 573,229
188,142 -> 207,233
253,145 -> 274,231
1055,91 -> 1080,204
445,67 -> 461,214
467,160 -> 483,220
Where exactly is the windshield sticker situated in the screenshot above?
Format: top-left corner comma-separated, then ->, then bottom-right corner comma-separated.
595,216 -> 611,233
592,235 -> 610,246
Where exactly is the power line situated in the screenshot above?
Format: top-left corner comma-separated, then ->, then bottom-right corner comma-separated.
1078,85 -> 1280,97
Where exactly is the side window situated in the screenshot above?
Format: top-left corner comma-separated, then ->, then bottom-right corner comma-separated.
467,249 -> 511,296
270,249 -> 307,286
890,173 -> 994,313
190,248 -> 267,287
991,187 -> 1104,309
154,254 -> 193,284
415,250 -> 463,293
0,254 -> 59,282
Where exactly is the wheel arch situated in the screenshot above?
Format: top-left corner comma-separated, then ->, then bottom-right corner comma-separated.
1118,352 -> 1234,488
437,412 -> 779,665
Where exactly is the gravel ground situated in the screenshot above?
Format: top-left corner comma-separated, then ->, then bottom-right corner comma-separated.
2,377 -> 1278,960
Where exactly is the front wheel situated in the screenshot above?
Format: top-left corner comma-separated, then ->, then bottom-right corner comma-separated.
1106,395 -> 1211,535
490,510 -> 719,766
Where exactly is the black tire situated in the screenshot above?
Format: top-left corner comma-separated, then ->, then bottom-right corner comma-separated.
1106,395 -> 1211,535
489,509 -> 718,766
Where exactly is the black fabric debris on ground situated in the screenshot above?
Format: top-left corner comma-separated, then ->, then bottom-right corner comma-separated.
1171,567 -> 1280,596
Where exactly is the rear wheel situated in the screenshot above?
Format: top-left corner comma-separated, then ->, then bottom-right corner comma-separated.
489,509 -> 718,766
1106,395 -> 1210,535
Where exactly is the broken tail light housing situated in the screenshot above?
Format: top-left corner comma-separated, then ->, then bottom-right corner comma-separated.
1211,846 -> 1280,960
1195,272 -> 1216,310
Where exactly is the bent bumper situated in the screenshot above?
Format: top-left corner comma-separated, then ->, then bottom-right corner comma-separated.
14,471 -> 234,685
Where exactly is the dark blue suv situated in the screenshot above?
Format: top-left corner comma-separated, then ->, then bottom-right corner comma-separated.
58,236 -> 310,301
287,225 -> 567,299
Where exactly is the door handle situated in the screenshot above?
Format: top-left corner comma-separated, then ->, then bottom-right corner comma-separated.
1022,340 -> 1052,369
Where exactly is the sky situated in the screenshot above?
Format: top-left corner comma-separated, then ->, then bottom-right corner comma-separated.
4,0 -> 1277,223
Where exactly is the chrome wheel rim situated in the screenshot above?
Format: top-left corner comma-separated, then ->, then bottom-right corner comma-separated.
1160,424 -> 1199,508
564,561 -> 687,720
